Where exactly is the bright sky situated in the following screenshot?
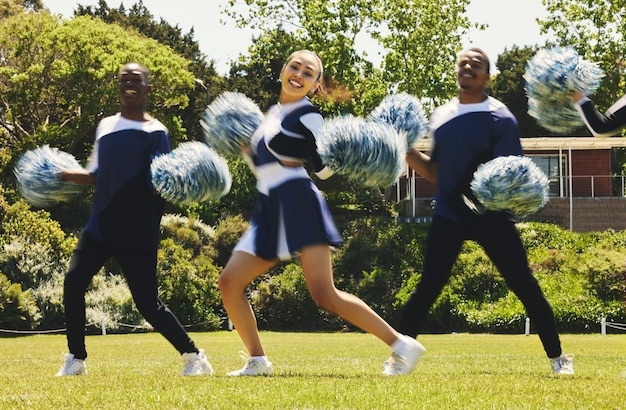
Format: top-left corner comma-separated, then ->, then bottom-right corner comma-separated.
42,0 -> 553,75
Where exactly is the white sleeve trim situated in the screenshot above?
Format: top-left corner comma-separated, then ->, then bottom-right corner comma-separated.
315,165 -> 334,180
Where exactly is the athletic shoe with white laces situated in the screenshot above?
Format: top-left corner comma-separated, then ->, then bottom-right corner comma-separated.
226,352 -> 273,376
382,336 -> 426,376
550,353 -> 574,375
55,353 -> 87,376
181,349 -> 213,376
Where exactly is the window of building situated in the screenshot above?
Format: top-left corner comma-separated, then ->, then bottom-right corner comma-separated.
527,154 -> 567,197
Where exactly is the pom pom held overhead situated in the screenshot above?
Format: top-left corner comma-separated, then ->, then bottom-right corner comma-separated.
14,145 -> 83,208
150,141 -> 232,205
200,92 -> 264,156
524,46 -> 604,133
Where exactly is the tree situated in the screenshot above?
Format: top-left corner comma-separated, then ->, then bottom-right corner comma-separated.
374,0 -> 480,112
539,0 -> 626,113
0,11 -> 195,184
227,28 -> 300,112
0,0 -> 43,19
223,0 -> 480,115
73,0 -> 226,143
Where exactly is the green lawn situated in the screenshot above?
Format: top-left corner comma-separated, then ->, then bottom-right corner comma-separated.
0,331 -> 624,409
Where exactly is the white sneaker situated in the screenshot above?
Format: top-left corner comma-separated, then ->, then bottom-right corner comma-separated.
226,353 -> 273,376
181,349 -> 214,376
383,336 -> 426,376
550,353 -> 574,375
55,353 -> 87,376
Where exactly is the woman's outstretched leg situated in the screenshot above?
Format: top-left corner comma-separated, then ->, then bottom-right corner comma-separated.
299,244 -> 425,375
218,251 -> 276,375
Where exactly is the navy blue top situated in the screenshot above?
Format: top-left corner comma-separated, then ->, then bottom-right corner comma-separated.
234,99 -> 342,260
429,96 -> 522,223
84,114 -> 170,251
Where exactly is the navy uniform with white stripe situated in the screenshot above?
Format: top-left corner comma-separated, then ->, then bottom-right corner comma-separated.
234,98 -> 340,260
56,63 -> 213,377
219,50 -> 425,377
400,48 -> 574,375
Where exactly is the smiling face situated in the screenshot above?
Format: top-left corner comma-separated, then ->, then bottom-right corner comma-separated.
278,51 -> 323,104
117,62 -> 151,114
456,49 -> 490,103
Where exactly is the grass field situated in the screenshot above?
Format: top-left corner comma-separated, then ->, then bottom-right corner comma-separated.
0,331 -> 624,409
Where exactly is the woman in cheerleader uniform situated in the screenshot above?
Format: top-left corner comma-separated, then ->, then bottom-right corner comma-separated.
218,50 -> 424,377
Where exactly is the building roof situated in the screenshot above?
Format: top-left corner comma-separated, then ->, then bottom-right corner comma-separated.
414,137 -> 626,151
520,137 -> 626,150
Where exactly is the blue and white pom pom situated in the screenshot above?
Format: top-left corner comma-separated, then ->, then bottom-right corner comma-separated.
14,145 -> 83,208
150,141 -> 232,205
524,46 -> 604,133
470,155 -> 549,217
368,93 -> 429,149
200,92 -> 264,156
317,115 -> 406,187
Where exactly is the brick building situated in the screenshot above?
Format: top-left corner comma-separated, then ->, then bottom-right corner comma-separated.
396,137 -> 626,232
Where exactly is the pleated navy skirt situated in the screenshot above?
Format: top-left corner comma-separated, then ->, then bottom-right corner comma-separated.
234,177 -> 343,260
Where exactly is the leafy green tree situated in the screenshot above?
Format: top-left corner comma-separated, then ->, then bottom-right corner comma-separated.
227,28 -> 301,112
0,11 -> 195,184
373,0 -> 480,112
73,0 -> 226,143
539,0 -> 626,113
223,0 -> 480,115
0,0 -> 43,18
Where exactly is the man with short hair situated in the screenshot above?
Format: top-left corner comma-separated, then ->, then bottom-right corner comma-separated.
56,62 -> 213,377
397,48 -> 574,375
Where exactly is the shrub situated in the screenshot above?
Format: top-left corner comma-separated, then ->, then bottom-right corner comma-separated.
1,200 -> 77,259
565,248 -> 626,301
28,268 -> 66,330
0,273 -> 40,330
85,272 -> 147,333
160,213 -> 216,259
252,263 -> 341,331
211,214 -> 248,268
157,238 -> 223,331
0,237 -> 68,290
456,292 -> 526,333
450,242 -> 509,302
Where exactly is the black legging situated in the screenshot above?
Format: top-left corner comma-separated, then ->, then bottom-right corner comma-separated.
64,233 -> 197,360
399,215 -> 562,358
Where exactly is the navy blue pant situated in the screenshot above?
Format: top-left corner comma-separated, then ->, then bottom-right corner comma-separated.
63,233 -> 197,360
398,215 -> 562,358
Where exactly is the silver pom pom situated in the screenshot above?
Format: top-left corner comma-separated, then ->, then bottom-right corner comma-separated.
470,156 -> 549,217
14,145 -> 83,207
524,46 -> 604,133
150,141 -> 232,205
368,92 -> 429,149
200,92 -> 264,156
317,115 -> 406,187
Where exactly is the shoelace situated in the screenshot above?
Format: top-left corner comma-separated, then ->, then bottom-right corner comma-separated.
384,353 -> 404,372
236,350 -> 257,369
557,355 -> 573,369
183,354 -> 201,373
61,355 -> 77,369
